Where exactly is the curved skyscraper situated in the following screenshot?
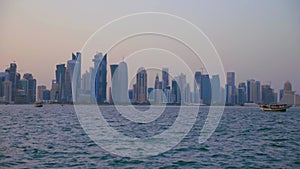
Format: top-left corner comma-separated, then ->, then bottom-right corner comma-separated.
118,61 -> 129,104
111,61 -> 129,104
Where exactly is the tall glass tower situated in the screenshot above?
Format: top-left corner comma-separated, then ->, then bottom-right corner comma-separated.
136,67 -> 147,104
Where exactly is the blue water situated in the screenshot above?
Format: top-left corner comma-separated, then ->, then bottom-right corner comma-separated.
1,105 -> 299,168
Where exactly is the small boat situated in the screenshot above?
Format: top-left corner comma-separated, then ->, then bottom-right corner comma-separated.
35,102 -> 43,107
259,104 -> 291,112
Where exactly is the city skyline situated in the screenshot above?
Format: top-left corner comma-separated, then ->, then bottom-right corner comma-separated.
1,56 -> 299,106
1,1 -> 300,93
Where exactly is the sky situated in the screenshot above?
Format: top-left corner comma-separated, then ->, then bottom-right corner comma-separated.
0,0 -> 299,93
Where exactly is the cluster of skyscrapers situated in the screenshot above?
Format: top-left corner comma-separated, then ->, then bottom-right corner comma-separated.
0,63 -> 37,104
226,72 -> 300,106
1,52 -> 299,106
38,52 -> 81,104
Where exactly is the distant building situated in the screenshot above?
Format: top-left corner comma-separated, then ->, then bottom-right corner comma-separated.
66,52 -> 81,103
172,79 -> 180,104
261,85 -> 275,104
50,80 -> 59,102
185,83 -> 192,104
2,80 -> 12,103
93,53 -> 107,104
211,75 -> 221,104
175,73 -> 186,104
136,67 -> 147,104
55,64 -> 66,103
112,61 -> 129,104
280,81 -> 296,105
109,64 -> 119,104
238,82 -> 247,105
162,68 -> 169,90
37,85 -> 47,102
154,74 -> 162,104
42,90 -> 51,101
81,68 -> 93,94
15,79 -> 28,104
0,72 -> 9,99
194,71 -> 202,103
8,63 -> 18,102
246,79 -> 255,103
237,87 -> 246,105
254,81 -> 261,104
201,74 -> 211,105
23,73 -> 36,104
226,72 -> 236,105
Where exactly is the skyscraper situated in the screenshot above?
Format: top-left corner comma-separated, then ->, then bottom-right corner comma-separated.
194,71 -> 202,103
15,78 -> 28,104
112,61 -> 128,104
172,79 -> 180,104
65,52 -> 81,103
237,82 -> 246,105
136,67 -> 147,104
154,74 -> 162,103
261,85 -> 275,104
23,73 -> 36,104
55,64 -> 66,103
175,73 -> 187,104
0,72 -> 9,99
246,79 -> 261,103
211,75 -> 221,104
8,63 -> 17,102
201,74 -> 212,105
280,81 -> 296,105
37,85 -> 47,102
94,53 -> 107,104
109,64 -> 119,104
50,80 -> 59,102
2,80 -> 12,103
254,81 -> 261,104
162,68 -> 169,89
226,72 -> 236,105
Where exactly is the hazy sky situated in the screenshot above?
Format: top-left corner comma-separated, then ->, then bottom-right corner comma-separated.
0,0 -> 299,93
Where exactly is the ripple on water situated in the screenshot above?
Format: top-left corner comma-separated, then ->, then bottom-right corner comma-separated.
0,105 -> 299,168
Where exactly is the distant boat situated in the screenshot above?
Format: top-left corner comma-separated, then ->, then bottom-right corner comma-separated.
34,102 -> 43,108
259,104 -> 291,112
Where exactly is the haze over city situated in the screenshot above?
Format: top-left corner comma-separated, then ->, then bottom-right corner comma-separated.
0,0 -> 299,93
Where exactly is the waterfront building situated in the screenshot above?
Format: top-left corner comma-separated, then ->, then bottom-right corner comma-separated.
172,79 -> 180,104
261,85 -> 275,104
280,81 -> 296,105
0,72 -> 9,98
93,53 -> 107,104
23,73 -> 36,104
15,78 -> 28,104
37,85 -> 47,102
7,63 -> 18,102
175,73 -> 186,104
136,67 -> 147,104
112,61 -> 128,104
211,75 -> 221,104
42,90 -> 51,102
226,72 -> 236,105
2,80 -> 12,103
194,71 -> 202,103
247,79 -> 255,103
201,74 -> 212,105
162,68 -> 169,90
55,64 -> 66,103
50,80 -> 59,102
237,87 -> 246,105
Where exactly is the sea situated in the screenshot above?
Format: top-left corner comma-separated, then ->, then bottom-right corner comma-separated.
0,105 -> 299,168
